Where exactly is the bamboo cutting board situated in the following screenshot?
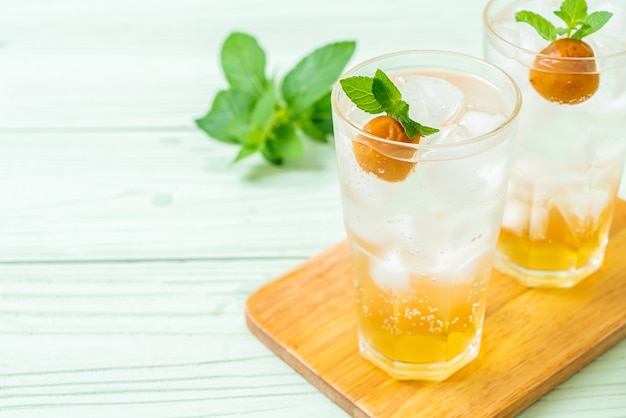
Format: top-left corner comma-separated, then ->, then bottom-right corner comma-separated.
245,199 -> 626,418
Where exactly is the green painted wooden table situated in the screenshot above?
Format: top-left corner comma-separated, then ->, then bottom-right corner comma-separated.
0,0 -> 624,416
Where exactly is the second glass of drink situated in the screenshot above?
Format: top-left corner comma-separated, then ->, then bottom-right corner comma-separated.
484,0 -> 626,287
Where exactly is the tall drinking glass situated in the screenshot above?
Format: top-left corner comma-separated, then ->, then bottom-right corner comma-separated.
331,51 -> 521,380
484,0 -> 626,288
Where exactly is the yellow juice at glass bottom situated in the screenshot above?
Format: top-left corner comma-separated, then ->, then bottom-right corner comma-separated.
494,170 -> 623,288
498,203 -> 615,272
350,240 -> 491,375
483,0 -> 626,288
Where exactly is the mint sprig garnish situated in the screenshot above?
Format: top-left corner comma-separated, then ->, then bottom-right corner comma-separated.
515,0 -> 613,41
196,32 -> 356,165
340,69 -> 439,139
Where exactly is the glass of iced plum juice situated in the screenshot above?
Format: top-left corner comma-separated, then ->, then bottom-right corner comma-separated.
331,50 -> 521,380
484,0 -> 626,288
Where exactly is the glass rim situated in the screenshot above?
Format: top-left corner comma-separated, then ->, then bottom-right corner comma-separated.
483,0 -> 626,63
331,49 -> 522,152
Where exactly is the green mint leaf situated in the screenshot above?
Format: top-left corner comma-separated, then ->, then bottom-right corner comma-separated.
372,70 -> 438,139
250,84 -> 277,132
394,115 -> 420,139
557,0 -> 588,28
515,11 -> 558,41
232,86 -> 277,164
339,76 -> 384,113
282,41 -> 356,116
555,27 -> 569,36
258,124 -> 303,165
297,91 -> 333,143
394,115 -> 440,139
225,112 -> 253,142
261,146 -> 283,165
371,69 -> 403,112
572,11 -> 613,39
571,23 -> 590,40
195,89 -> 255,144
518,0 -> 612,41
412,122 -> 440,137
299,120 -> 328,143
553,10 -> 572,27
234,129 -> 265,163
339,69 -> 438,139
267,124 -> 304,162
221,32 -> 267,96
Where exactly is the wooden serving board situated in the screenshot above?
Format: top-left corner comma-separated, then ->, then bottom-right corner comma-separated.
245,199 -> 626,418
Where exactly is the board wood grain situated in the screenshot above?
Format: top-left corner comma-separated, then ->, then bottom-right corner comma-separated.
246,199 -> 626,418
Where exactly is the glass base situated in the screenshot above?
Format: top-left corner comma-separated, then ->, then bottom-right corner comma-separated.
358,331 -> 481,381
493,249 -> 605,288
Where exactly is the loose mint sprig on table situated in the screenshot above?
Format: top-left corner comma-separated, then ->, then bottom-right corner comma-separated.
195,32 -> 356,165
340,69 -> 438,139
